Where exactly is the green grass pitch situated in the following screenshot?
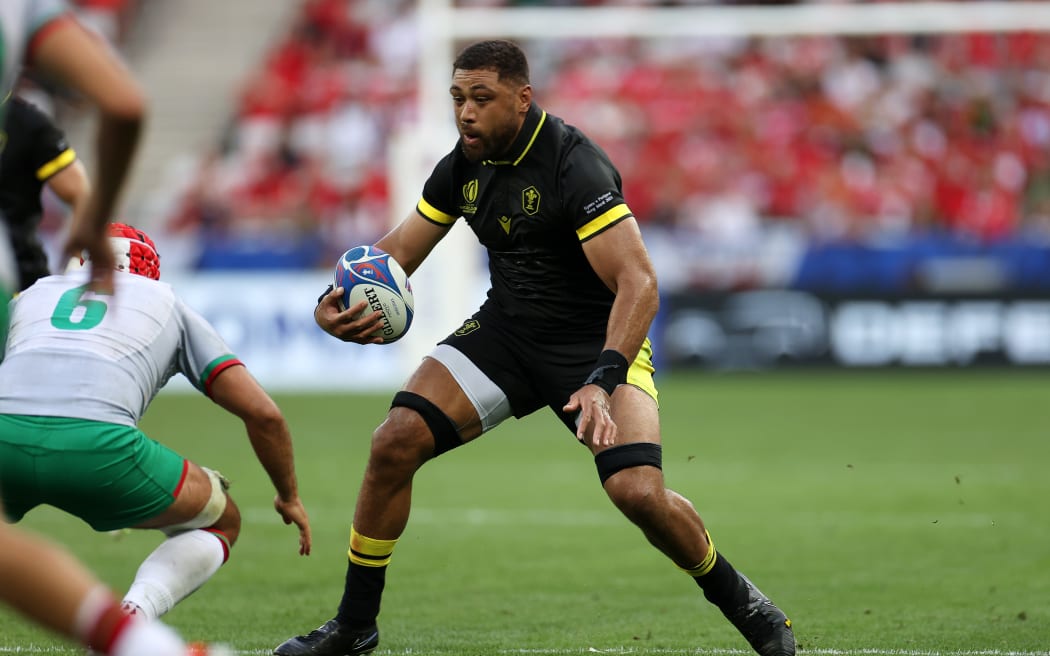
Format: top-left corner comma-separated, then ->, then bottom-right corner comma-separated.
1,369 -> 1048,654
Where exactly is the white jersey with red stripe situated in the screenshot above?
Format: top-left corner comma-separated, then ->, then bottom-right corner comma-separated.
0,270 -> 242,426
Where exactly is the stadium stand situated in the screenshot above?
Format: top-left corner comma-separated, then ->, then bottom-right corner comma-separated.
18,0 -> 298,273
142,1 -> 1050,293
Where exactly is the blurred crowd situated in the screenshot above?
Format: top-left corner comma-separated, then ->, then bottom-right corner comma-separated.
537,29 -> 1050,291
157,0 -> 1050,284
545,33 -> 1050,243
17,0 -> 1050,290
164,0 -> 417,269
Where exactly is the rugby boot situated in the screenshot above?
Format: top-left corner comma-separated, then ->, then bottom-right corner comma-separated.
273,619 -> 379,656
720,574 -> 795,656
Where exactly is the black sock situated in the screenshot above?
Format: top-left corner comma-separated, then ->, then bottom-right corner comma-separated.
336,560 -> 387,629
694,552 -> 748,609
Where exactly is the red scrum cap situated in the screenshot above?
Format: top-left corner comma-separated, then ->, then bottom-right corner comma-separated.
107,222 -> 160,280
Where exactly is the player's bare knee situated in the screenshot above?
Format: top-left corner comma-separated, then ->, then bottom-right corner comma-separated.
605,474 -> 664,521
369,410 -> 434,472
667,489 -> 698,514
595,443 -> 664,517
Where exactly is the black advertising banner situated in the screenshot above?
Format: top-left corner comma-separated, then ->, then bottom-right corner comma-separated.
657,291 -> 1050,370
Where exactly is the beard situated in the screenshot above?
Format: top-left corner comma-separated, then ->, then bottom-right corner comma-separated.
459,120 -> 521,162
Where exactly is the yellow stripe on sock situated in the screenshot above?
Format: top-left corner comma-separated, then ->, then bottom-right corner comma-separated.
348,525 -> 398,567
679,531 -> 717,577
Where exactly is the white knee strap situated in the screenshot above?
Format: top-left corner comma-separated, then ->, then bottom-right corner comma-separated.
162,467 -> 230,535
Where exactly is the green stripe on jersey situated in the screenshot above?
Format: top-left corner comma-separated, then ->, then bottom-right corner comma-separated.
198,354 -> 239,390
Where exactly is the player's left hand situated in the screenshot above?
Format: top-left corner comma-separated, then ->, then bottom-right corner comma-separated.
64,228 -> 115,294
564,385 -> 618,447
274,494 -> 312,556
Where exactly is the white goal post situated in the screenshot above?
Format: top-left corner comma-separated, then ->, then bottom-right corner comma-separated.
416,0 -> 1050,116
393,1 -> 1049,366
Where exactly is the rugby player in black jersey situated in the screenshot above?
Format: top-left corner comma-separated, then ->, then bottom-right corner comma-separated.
276,39 -> 794,656
0,95 -> 91,290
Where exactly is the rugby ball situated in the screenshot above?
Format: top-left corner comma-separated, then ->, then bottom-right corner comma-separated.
334,245 -> 414,343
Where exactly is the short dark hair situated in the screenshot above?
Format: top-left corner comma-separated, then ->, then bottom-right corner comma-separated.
453,40 -> 530,86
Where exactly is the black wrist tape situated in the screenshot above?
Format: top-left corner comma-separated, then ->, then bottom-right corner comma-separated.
584,349 -> 629,395
317,284 -> 334,306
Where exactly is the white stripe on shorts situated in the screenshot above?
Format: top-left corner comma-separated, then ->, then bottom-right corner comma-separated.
429,343 -> 513,433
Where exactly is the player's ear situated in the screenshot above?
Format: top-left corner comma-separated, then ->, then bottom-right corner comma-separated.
517,85 -> 532,113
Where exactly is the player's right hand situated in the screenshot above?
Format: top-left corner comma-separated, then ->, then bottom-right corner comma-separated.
314,286 -> 386,344
274,494 -> 312,556
564,384 -> 618,447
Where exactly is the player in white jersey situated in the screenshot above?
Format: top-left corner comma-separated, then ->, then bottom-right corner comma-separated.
0,224 -> 313,646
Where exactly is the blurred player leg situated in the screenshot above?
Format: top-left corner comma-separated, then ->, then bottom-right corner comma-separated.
0,517 -> 189,655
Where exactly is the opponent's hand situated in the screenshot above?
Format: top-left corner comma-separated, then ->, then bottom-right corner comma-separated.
274,494 -> 312,556
63,226 -> 115,294
564,384 -> 618,447
314,286 -> 386,344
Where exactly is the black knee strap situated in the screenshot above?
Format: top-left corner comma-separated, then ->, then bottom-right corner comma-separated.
391,391 -> 463,456
594,443 -> 663,485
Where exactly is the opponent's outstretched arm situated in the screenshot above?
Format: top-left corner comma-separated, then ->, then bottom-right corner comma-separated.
209,365 -> 312,556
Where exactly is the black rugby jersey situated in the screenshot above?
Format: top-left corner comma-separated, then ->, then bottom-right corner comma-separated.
417,103 -> 635,339
0,97 -> 77,289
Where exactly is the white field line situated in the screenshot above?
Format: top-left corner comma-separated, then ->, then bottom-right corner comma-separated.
1,648 -> 1049,655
